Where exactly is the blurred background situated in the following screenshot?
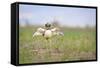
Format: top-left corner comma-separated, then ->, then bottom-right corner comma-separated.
19,4 -> 96,28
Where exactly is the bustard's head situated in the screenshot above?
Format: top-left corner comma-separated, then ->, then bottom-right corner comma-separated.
45,23 -> 51,30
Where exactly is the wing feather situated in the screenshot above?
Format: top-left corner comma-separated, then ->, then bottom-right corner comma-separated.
33,28 -> 45,37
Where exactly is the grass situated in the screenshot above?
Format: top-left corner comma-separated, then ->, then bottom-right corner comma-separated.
19,26 -> 96,64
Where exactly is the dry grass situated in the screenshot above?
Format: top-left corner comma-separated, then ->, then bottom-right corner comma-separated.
19,26 -> 96,64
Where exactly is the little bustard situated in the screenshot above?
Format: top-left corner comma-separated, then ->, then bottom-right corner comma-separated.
33,23 -> 64,40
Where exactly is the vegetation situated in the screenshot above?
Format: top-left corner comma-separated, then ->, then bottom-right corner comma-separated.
19,26 -> 96,64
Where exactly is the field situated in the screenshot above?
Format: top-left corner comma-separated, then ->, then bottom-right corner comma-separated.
19,26 -> 96,64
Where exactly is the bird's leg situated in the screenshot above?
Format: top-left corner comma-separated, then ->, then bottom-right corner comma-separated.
45,39 -> 51,53
49,39 -> 51,49
47,39 -> 50,51
48,39 -> 52,53
45,39 -> 49,52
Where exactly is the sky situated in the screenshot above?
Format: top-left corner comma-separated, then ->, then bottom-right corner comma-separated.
19,4 -> 96,27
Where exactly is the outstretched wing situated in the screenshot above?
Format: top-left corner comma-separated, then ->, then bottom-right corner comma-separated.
33,28 -> 46,37
51,27 -> 64,36
51,27 -> 59,32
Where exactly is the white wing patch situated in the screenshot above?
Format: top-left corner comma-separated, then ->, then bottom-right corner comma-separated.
33,28 -> 45,37
33,27 -> 64,38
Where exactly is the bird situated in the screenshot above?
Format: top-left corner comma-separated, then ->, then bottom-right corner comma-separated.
33,23 -> 64,40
